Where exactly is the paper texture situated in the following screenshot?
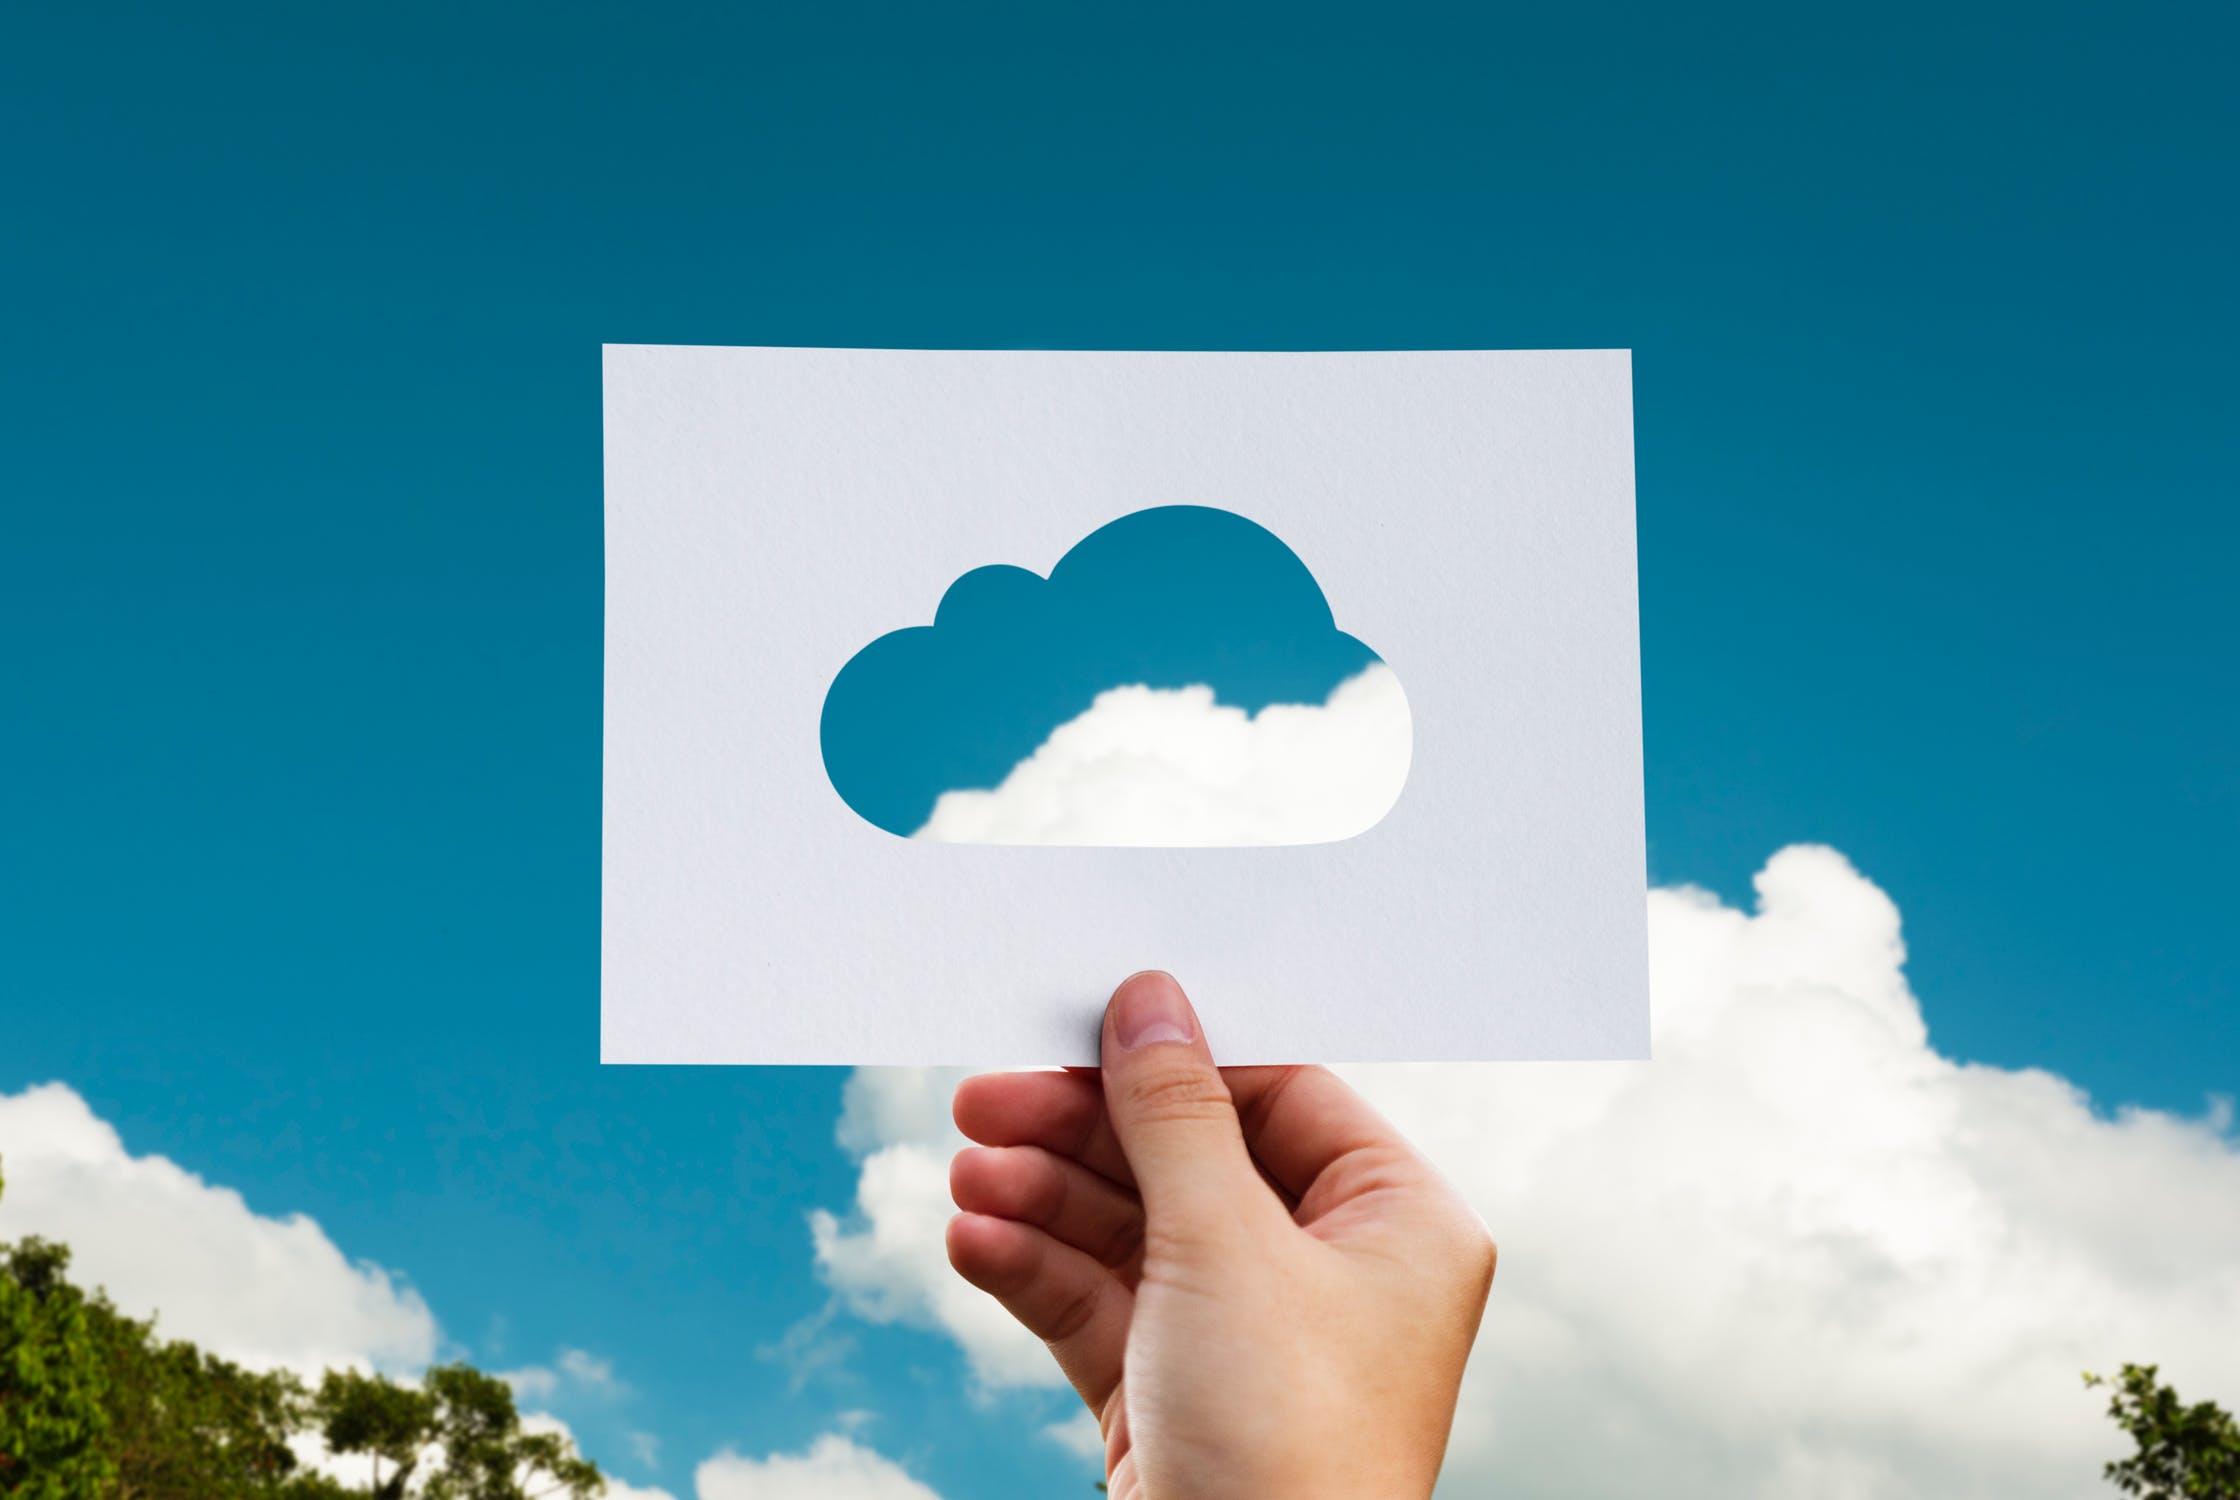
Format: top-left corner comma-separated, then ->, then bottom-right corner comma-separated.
603,347 -> 1646,1064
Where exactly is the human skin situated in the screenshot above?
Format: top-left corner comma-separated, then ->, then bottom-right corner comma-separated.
946,970 -> 1497,1499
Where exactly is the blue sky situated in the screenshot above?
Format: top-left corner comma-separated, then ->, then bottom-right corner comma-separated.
4,0 -> 2235,1494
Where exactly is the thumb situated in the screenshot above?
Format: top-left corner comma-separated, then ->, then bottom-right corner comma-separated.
1099,971 -> 1264,1225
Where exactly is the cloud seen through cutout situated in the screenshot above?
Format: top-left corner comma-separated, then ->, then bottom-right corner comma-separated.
820,506 -> 1408,846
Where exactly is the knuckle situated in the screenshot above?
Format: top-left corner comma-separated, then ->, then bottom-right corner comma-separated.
1461,1218 -> 1499,1291
1040,1280 -> 1104,1346
1416,1200 -> 1498,1293
1122,1064 -> 1235,1125
948,1146 -> 989,1202
1023,1149 -> 1070,1223
1094,1212 -> 1145,1271
1141,1214 -> 1241,1263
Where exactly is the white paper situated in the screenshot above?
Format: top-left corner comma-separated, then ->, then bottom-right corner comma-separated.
603,347 -> 1646,1065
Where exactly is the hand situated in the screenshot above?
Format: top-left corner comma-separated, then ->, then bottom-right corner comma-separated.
946,971 -> 1496,1499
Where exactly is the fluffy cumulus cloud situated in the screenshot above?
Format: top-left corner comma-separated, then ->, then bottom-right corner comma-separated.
695,1434 -> 943,1500
811,1127 -> 1049,1389
0,1082 -> 437,1374
813,846 -> 2240,1497
914,663 -> 1410,846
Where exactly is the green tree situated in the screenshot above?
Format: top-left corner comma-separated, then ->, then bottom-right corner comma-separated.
312,1370 -> 436,1498
1,1171 -> 116,1497
2090,1364 -> 2240,1499
312,1364 -> 603,1500
3,1163 -> 607,1498
6,1158 -> 313,1498
97,1322 -> 310,1500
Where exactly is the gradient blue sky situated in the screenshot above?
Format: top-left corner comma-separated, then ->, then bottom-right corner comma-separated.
4,0 -> 2234,1492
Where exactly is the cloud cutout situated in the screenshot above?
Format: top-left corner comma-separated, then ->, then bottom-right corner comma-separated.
821,506 -> 1403,844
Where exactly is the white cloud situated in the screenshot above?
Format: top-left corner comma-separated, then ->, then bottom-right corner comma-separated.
605,1482 -> 683,1500
1041,1410 -> 1105,1460
559,1346 -> 620,1390
500,1344 -> 626,1405
0,1082 -> 437,1374
834,1067 -> 970,1159
757,1302 -> 859,1390
695,1433 -> 942,1500
811,1135 -> 1052,1389
499,1364 -> 561,1400
815,846 -> 2240,1497
913,663 -> 1409,846
0,1085 -> 907,1500
813,1063 -> 1061,1389
517,1413 -> 675,1500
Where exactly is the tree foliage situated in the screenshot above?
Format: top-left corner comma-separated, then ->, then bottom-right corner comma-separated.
2090,1364 -> 2240,1500
0,1161 -> 607,1498
99,1318 -> 306,1500
0,1192 -> 115,1498
310,1363 -> 603,1500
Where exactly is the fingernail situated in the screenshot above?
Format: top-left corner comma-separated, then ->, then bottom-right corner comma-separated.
1112,971 -> 1197,1050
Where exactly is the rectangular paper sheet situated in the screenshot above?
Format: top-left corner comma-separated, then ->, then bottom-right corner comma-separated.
603,346 -> 1646,1065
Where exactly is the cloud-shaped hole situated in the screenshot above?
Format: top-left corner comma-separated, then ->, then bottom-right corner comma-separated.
820,506 -> 1410,847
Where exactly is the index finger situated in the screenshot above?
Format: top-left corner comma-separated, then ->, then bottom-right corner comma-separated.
954,1068 -> 1134,1189
957,1062 -> 1414,1211
1222,1064 -> 1419,1206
